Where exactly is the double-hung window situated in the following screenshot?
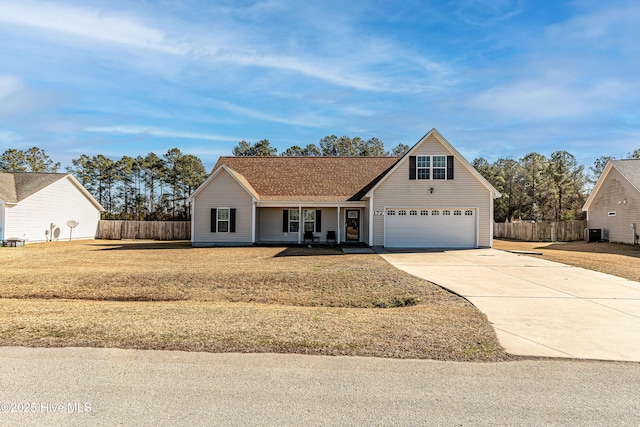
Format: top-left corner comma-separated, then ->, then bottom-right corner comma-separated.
416,155 -> 447,180
289,209 -> 300,232
432,156 -> 446,179
217,208 -> 230,232
303,209 -> 315,232
417,156 -> 430,179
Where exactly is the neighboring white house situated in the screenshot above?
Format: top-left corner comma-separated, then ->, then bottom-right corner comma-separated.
189,128 -> 501,248
0,172 -> 104,243
582,159 -> 640,244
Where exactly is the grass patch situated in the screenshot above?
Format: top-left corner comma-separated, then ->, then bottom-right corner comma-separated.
0,240 -> 513,361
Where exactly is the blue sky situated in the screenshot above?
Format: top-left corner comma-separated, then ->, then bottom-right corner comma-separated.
0,0 -> 639,171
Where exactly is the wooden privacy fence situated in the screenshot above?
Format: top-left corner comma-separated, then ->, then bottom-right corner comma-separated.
97,220 -> 191,240
494,220 -> 587,242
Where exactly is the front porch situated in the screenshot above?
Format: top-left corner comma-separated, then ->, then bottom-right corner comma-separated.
254,205 -> 368,245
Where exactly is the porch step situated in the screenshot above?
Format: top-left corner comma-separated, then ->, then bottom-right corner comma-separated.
341,246 -> 375,254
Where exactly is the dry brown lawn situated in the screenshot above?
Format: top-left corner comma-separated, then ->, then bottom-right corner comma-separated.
494,239 -> 640,282
0,240 -> 510,361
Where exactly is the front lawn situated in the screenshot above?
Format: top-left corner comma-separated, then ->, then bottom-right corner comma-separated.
0,241 -> 511,361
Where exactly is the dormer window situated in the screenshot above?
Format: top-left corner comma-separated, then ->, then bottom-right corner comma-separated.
413,155 -> 449,180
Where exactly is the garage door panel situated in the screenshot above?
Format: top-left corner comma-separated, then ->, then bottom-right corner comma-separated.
385,208 -> 476,248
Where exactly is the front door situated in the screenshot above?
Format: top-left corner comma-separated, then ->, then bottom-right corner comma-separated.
345,210 -> 359,241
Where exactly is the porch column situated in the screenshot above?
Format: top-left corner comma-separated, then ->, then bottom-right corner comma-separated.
298,206 -> 302,244
368,195 -> 374,246
251,202 -> 256,244
337,206 -> 341,244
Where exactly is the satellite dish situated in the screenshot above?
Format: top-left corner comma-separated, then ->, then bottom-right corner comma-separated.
67,220 -> 79,241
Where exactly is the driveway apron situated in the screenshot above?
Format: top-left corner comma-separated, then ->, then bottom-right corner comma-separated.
379,249 -> 640,361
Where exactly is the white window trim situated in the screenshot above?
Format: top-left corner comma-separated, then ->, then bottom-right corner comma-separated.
288,209 -> 300,233
417,155 -> 430,180
416,155 -> 447,180
217,207 -> 230,233
303,209 -> 316,233
432,155 -> 446,180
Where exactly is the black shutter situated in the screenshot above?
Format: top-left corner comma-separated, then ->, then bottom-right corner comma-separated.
283,210 -> 288,232
316,210 -> 322,232
210,208 -> 217,233
409,156 -> 416,180
447,155 -> 454,180
230,208 -> 236,233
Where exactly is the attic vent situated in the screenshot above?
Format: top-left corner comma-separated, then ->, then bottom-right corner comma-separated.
608,211 -> 616,217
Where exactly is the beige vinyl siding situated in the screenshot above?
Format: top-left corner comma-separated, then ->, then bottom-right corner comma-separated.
0,199 -> 5,241
192,169 -> 254,245
315,208 -> 339,242
257,207 -> 339,243
257,208 -> 298,243
4,177 -> 101,243
363,203 -> 370,244
587,167 -> 640,244
371,134 -> 492,247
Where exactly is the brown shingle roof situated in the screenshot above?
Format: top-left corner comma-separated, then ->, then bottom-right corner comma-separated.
0,172 -> 67,203
213,157 -> 400,201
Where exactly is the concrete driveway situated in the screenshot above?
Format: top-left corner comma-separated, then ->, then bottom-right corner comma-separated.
379,249 -> 640,362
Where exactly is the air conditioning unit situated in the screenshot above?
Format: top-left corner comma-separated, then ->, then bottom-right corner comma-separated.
587,229 -> 602,243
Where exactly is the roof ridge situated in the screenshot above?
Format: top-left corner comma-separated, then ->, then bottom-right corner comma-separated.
211,156 -> 400,201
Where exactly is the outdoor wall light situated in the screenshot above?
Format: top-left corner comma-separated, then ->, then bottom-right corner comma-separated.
429,187 -> 434,194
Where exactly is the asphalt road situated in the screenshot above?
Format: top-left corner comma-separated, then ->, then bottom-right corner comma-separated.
1,347 -> 639,426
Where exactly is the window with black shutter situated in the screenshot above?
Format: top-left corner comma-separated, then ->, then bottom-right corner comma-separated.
409,156 -> 416,180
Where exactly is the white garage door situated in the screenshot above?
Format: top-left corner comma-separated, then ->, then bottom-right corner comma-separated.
384,208 -> 477,248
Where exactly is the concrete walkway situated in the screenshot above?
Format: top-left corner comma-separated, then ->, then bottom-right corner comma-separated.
379,249 -> 640,361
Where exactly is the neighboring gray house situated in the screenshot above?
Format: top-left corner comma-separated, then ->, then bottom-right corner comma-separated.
0,172 -> 104,243
583,159 -> 640,244
189,129 -> 501,248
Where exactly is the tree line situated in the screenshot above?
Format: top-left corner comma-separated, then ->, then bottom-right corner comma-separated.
0,146 -> 207,220
472,150 -> 640,223
232,136 -> 411,157
2,140 -> 639,222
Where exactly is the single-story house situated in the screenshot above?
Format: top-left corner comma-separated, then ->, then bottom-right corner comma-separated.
0,172 -> 105,243
582,159 -> 640,244
189,128 -> 501,248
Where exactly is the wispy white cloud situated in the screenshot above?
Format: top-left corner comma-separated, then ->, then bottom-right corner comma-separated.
546,4 -> 640,45
0,130 -> 24,146
471,77 -> 626,120
0,75 -> 23,100
84,126 -> 242,143
0,0 -> 185,54
453,0 -> 523,26
212,50 -> 382,91
0,75 -> 66,119
210,99 -> 331,128
0,1 -> 451,93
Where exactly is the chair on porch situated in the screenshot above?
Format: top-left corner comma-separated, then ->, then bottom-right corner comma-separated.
304,230 -> 319,243
326,230 -> 337,244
